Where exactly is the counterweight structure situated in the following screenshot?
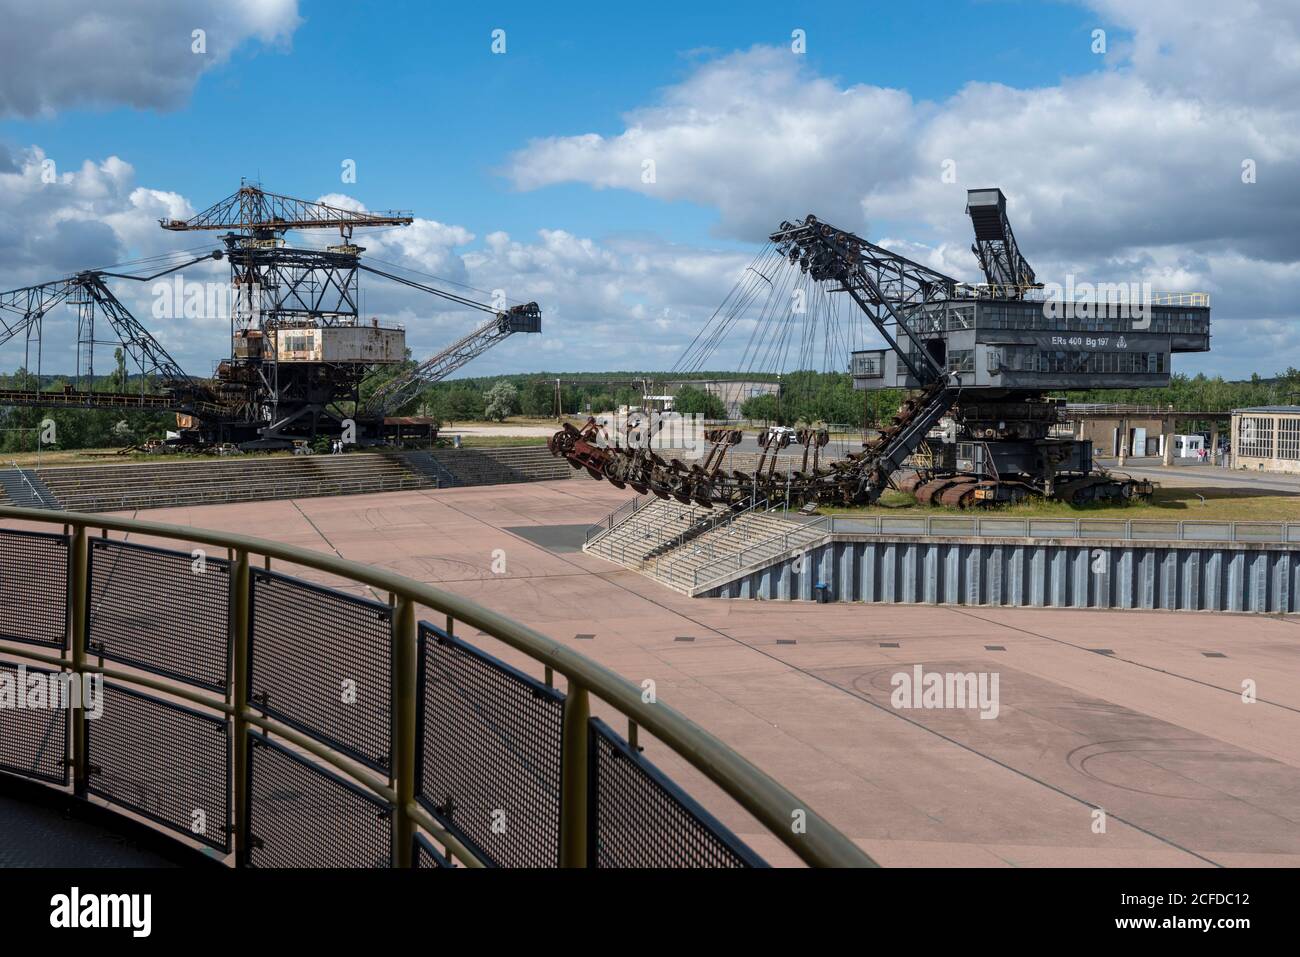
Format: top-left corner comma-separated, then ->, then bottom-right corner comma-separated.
551,188 -> 1210,509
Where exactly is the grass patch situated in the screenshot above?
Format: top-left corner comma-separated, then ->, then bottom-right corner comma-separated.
448,436 -> 549,449
824,485 -> 1300,522
4,449 -> 291,468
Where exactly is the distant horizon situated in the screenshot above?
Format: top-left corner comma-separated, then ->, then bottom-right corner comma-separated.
4,364 -> 1298,389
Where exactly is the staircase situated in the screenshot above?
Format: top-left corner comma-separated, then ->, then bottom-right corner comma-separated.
584,498 -> 716,571
427,446 -> 574,486
584,496 -> 829,594
29,452 -> 434,512
0,445 -> 579,514
0,465 -> 57,509
652,510 -> 829,593
397,450 -> 460,487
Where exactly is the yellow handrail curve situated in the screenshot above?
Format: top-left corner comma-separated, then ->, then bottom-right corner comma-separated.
0,504 -> 874,868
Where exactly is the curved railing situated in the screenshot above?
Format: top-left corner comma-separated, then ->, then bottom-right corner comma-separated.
0,504 -> 872,868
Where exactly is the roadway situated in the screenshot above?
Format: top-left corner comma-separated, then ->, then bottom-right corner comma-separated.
83,478 -> 1300,867
1099,459 -> 1300,494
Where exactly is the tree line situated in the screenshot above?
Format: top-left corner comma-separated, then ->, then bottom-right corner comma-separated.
0,355 -> 173,453
3,360 -> 1296,453
381,366 -> 1300,429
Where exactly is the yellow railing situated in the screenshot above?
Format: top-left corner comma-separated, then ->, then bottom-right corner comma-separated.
1147,292 -> 1211,306
0,504 -> 873,868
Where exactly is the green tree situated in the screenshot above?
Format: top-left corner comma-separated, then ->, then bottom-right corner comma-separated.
741,393 -> 780,424
110,348 -> 127,393
672,385 -> 726,419
484,380 -> 519,422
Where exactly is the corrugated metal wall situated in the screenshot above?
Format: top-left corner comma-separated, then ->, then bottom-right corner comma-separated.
702,536 -> 1300,613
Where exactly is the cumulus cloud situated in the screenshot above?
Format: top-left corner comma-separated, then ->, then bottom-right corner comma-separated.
0,0 -> 301,117
507,46 -> 921,240
502,0 -> 1300,376
6,1 -> 1300,381
0,150 -> 748,379
1088,0 -> 1300,108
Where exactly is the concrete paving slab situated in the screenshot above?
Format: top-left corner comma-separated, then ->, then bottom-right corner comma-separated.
20,477 -> 1293,867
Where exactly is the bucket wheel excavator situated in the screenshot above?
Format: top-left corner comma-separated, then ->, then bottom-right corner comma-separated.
551,189 -> 1210,510
550,213 -> 964,509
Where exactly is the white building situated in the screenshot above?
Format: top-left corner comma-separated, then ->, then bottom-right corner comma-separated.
1231,406 -> 1300,472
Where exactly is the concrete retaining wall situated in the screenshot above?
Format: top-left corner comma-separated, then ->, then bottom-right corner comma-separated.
701,534 -> 1300,614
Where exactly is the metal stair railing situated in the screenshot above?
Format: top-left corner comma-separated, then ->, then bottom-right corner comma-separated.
597,502 -> 712,570
585,495 -> 647,545
690,514 -> 833,590
653,496 -> 769,584
9,460 -> 49,507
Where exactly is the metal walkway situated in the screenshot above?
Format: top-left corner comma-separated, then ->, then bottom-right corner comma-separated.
0,791 -> 178,867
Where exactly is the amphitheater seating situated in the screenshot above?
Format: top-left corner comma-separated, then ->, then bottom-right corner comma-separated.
586,499 -> 826,593
34,452 -> 434,512
0,466 -> 59,508
583,498 -> 716,570
426,445 -> 575,486
650,510 -> 827,592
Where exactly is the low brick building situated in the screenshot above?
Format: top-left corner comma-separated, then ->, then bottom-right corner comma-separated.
1232,406 -> 1300,472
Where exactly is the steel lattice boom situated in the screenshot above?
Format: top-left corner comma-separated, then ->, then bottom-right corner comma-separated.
0,254 -> 225,413
160,184 -> 413,236
770,214 -> 955,383
549,214 -> 964,509
364,302 -> 541,416
550,190 -> 1205,511
1,181 -> 543,448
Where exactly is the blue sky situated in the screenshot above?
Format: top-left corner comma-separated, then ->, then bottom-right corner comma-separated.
0,0 -> 1296,380
1,0 -> 1111,249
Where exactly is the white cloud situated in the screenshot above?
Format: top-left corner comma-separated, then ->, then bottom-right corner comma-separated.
1087,0 -> 1300,107
508,46 -> 920,240
0,0 -> 301,117
502,1 -> 1300,377
5,1 -> 1300,381
0,151 -> 751,379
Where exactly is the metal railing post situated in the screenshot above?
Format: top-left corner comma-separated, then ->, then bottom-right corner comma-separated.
231,549 -> 251,865
69,524 -> 88,797
393,596 -> 417,867
559,680 -> 590,867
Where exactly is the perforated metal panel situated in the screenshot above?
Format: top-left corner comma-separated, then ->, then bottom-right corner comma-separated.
248,569 -> 392,772
588,718 -> 765,868
415,622 -> 564,868
244,731 -> 392,868
413,833 -> 453,869
87,682 -> 230,851
0,661 -> 68,784
88,538 -> 229,691
0,529 -> 68,649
